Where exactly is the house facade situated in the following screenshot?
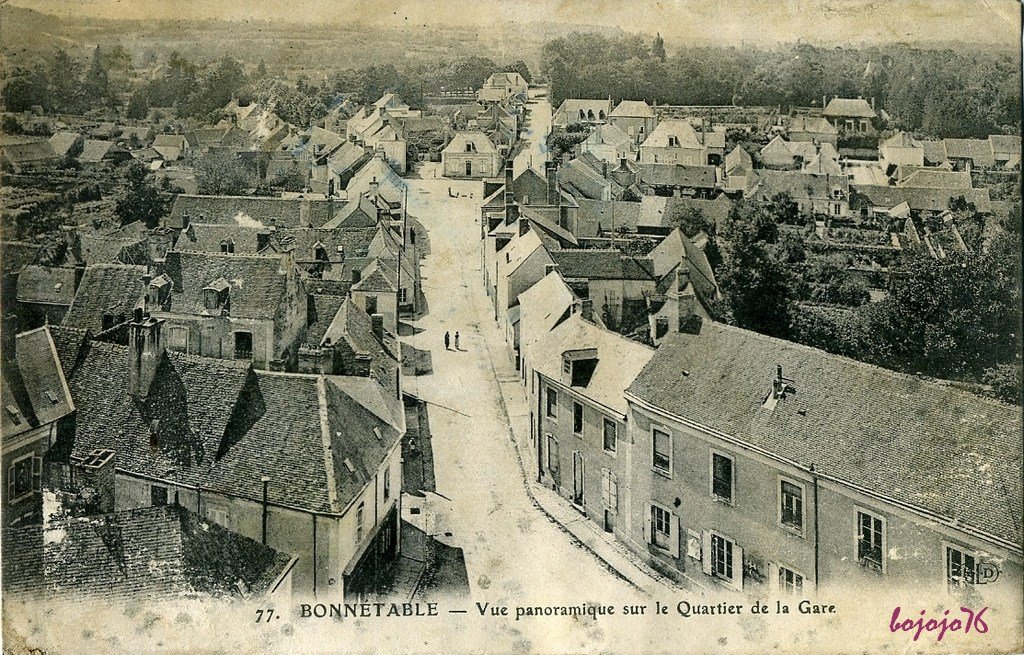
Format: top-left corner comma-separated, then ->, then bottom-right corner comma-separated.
441,130 -> 502,179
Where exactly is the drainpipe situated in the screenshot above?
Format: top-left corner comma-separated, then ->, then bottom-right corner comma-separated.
810,463 -> 820,590
261,476 -> 270,545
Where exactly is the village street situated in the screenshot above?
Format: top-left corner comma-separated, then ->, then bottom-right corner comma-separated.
401,176 -> 638,606
512,87 -> 552,179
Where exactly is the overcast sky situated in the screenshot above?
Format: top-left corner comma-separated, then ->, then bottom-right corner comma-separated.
9,0 -> 1023,46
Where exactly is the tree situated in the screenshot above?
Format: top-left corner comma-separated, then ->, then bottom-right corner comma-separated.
717,200 -> 796,338
652,33 -> 666,62
504,60 -> 532,84
195,150 -> 252,196
83,46 -> 113,108
115,161 -> 171,228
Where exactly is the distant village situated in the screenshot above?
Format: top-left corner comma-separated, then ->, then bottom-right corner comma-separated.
1,29 -> 1021,614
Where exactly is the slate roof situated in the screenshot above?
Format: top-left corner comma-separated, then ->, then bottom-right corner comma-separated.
443,130 -> 498,155
553,99 -> 614,124
989,134 -> 1021,158
15,265 -> 79,306
328,142 -> 371,175
0,140 -> 57,165
178,223 -> 378,261
574,199 -> 643,237
1,241 -> 42,275
626,322 -> 1023,548
62,264 -> 146,332
46,325 -> 90,377
921,140 -> 948,165
351,260 -> 397,293
345,154 -> 407,205
788,115 -> 838,135
518,271 -> 578,351
643,120 -> 703,149
304,294 -> 347,348
162,251 -> 289,321
1,327 -> 75,443
559,157 -> 621,201
2,503 -> 293,601
637,163 -> 717,189
823,98 -> 876,119
549,249 -> 656,281
610,100 -> 655,118
648,228 -> 719,302
584,123 -> 631,147
66,337 -> 401,514
168,195 -> 339,230
725,146 -> 752,176
532,314 -> 654,416
323,298 -> 400,388
750,170 -> 849,203
854,184 -> 992,213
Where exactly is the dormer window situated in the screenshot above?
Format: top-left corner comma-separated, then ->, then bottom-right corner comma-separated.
220,239 -> 234,254
668,135 -> 679,148
202,279 -> 231,314
578,109 -> 586,120
831,188 -> 843,200
465,141 -> 476,153
314,243 -> 329,262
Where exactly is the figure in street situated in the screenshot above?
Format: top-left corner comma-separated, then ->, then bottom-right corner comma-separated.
454,331 -> 460,350
444,331 -> 451,350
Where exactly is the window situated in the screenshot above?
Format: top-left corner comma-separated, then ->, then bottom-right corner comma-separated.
833,203 -> 841,215
572,402 -> 584,435
651,504 -> 671,549
168,325 -> 188,352
464,141 -> 475,153
601,469 -> 618,512
668,135 -> 679,147
711,452 -> 734,504
398,288 -> 408,304
383,467 -> 391,500
652,428 -> 671,474
602,418 -> 617,453
778,566 -> 804,595
365,295 -> 378,315
234,331 -> 253,360
546,387 -> 558,419
711,533 -> 734,581
857,511 -> 885,572
546,434 -> 559,476
465,161 -> 473,176
7,454 -> 39,502
946,546 -> 977,591
220,239 -> 234,254
780,479 -> 804,532
314,245 -> 328,261
151,485 -> 168,507
207,507 -> 229,528
356,501 -> 365,542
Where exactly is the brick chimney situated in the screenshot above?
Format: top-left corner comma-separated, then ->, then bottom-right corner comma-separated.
545,160 -> 558,206
128,308 -> 165,399
370,314 -> 384,342
504,160 -> 515,224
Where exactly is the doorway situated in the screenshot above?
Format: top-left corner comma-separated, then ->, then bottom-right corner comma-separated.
572,451 -> 584,507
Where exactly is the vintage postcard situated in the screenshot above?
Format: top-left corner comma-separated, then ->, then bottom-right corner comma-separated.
0,0 -> 1021,652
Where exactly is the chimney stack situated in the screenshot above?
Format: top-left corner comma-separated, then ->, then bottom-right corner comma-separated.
504,160 -> 515,223
545,160 -> 558,206
128,308 -> 165,399
370,314 -> 384,342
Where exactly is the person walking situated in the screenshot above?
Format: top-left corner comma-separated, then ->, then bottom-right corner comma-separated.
454,331 -> 460,350
444,331 -> 451,350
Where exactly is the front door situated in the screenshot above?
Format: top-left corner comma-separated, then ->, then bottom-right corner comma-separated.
572,451 -> 584,506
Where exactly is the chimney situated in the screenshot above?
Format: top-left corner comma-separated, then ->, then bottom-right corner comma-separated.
601,160 -> 608,179
352,353 -> 372,377
870,97 -> 875,110
544,263 -> 560,276
368,176 -> 380,199
579,298 -> 593,322
545,160 -> 558,206
74,448 -> 116,514
504,160 -> 515,223
278,246 -> 296,276
128,308 -> 165,399
370,314 -> 384,342
519,219 -> 530,236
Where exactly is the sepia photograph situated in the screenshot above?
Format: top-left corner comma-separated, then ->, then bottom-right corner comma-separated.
0,0 -> 1021,652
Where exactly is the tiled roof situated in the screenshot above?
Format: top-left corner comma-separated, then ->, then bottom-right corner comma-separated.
49,131 -> 82,158
1,241 -> 43,275
78,139 -> 114,163
2,503 -> 293,601
725,146 -> 752,175
648,228 -> 718,302
896,169 -> 972,190
550,249 -> 656,281
881,131 -> 922,149
0,140 -> 57,164
626,322 -> 1023,548
62,264 -> 146,332
943,138 -> 995,167
574,199 -> 643,237
610,100 -> 655,118
559,158 -> 619,201
328,142 -> 371,175
822,98 -> 876,119
921,140 -> 948,165
178,223 -> 378,261
585,123 -> 630,147
1,327 -> 75,443
350,260 -> 396,293
643,120 -> 703,149
989,134 -> 1021,157
163,251 -> 289,321
443,130 -> 498,155
789,115 -> 837,135
15,265 -> 79,306
553,99 -> 613,122
532,314 -> 654,415
345,155 -> 407,205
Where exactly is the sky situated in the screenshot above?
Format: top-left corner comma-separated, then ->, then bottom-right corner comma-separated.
8,0 -> 1023,46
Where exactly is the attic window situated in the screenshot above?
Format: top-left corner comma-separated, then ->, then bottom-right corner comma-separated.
149,420 -> 160,449
668,136 -> 679,148
220,239 -> 234,254
465,141 -> 476,153
5,405 -> 23,425
45,390 -> 60,405
314,244 -> 329,261
343,458 -> 356,473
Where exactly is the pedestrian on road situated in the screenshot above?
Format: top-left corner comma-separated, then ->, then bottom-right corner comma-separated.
454,331 -> 460,350
444,331 -> 451,350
